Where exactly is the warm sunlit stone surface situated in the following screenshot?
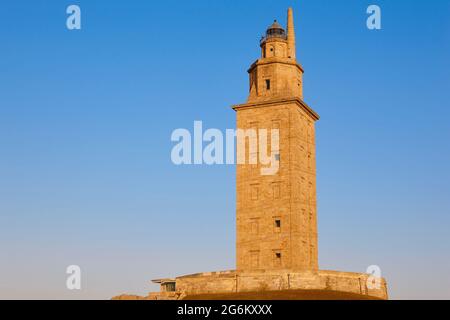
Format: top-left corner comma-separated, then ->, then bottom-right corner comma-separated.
113,8 -> 388,301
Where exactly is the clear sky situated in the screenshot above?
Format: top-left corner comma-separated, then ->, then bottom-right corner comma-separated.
0,0 -> 449,299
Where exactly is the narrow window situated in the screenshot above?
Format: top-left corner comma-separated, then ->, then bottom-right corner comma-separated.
274,251 -> 282,267
266,79 -> 271,90
273,217 -> 281,233
275,153 -> 280,161
275,219 -> 281,228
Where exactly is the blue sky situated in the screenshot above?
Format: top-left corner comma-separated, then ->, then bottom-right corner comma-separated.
0,0 -> 449,299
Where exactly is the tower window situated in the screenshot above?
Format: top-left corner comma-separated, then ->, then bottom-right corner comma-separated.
275,153 -> 280,161
275,219 -> 281,228
273,217 -> 281,233
274,251 -> 282,267
266,79 -> 271,90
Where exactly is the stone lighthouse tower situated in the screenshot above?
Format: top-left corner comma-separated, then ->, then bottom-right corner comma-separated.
115,8 -> 388,300
233,8 -> 320,272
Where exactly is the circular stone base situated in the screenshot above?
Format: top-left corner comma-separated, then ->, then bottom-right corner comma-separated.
175,269 -> 388,300
183,289 -> 383,300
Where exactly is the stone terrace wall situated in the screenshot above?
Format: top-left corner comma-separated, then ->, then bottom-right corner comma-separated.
174,269 -> 388,300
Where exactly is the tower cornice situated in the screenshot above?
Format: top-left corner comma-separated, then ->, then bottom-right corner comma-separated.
247,58 -> 304,74
232,97 -> 319,121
